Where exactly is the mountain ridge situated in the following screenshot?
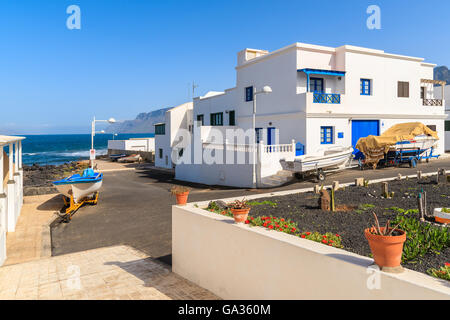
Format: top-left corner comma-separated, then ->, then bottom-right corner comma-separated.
105,107 -> 170,134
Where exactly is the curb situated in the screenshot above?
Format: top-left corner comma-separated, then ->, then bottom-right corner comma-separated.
40,214 -> 59,258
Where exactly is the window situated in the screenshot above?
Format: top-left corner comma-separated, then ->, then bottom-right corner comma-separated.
445,121 -> 450,132
310,78 -> 324,93
320,126 -> 334,144
421,87 -> 426,99
397,81 -> 409,98
229,110 -> 235,126
155,123 -> 165,135
255,128 -> 263,143
360,79 -> 371,95
197,114 -> 204,126
210,112 -> 223,126
427,125 -> 437,132
245,86 -> 253,102
158,148 -> 163,159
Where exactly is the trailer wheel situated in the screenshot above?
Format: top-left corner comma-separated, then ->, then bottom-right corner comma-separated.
409,158 -> 418,168
317,169 -> 325,182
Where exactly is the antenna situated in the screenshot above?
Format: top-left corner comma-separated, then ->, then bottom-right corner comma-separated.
192,81 -> 199,100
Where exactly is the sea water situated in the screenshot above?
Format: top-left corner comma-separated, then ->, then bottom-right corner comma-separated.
19,133 -> 154,166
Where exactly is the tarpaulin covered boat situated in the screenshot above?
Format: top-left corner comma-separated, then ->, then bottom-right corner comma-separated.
355,122 -> 439,167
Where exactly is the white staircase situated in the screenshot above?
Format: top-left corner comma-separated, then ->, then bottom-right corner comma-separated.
260,170 -> 294,188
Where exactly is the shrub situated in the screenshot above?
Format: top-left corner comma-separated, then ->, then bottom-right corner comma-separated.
427,263 -> 450,281
392,214 -> 450,263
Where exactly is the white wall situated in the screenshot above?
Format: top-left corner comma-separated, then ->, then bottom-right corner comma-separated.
108,138 -> 155,152
435,84 -> 449,151
0,140 -> 24,266
155,102 -> 193,169
173,203 -> 450,300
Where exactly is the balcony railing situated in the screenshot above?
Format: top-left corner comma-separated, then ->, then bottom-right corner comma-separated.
423,99 -> 443,106
313,93 -> 341,104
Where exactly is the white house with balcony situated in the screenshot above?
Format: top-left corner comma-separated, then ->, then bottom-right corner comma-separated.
173,42 -> 447,188
154,102 -> 193,169
0,135 -> 25,266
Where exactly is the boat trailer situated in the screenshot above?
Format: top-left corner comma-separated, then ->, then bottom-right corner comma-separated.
358,147 -> 440,170
57,192 -> 99,222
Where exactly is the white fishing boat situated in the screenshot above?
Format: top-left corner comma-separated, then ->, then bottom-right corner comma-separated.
53,168 -> 103,204
280,146 -> 354,180
390,134 -> 438,153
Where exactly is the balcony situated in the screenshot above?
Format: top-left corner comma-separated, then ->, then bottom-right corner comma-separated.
423,99 -> 443,106
313,93 -> 341,104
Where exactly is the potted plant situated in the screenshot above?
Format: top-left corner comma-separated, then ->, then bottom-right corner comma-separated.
171,186 -> 191,205
364,213 -> 406,269
228,199 -> 250,223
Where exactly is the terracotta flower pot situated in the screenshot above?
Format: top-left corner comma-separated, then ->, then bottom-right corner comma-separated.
230,208 -> 250,223
364,228 -> 406,268
175,192 -> 189,205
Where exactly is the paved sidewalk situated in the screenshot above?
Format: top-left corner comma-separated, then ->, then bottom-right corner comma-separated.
5,194 -> 61,266
0,245 -> 218,300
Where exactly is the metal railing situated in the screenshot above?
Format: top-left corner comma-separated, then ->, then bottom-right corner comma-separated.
263,144 -> 293,154
423,99 -> 443,106
313,93 -> 341,104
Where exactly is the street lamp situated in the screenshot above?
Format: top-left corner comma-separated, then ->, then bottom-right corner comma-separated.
91,117 -> 116,168
252,85 -> 272,188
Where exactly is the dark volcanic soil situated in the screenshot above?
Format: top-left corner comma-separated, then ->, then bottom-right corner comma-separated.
23,161 -> 90,196
248,176 -> 450,275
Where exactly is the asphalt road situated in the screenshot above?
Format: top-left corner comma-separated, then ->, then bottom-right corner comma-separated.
50,157 -> 450,264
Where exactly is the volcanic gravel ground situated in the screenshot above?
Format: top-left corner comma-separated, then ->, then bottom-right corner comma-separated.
248,176 -> 450,275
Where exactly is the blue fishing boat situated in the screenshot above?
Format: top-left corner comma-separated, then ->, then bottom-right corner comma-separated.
53,168 -> 103,205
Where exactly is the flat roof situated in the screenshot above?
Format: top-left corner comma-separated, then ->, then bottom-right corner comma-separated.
0,135 -> 25,146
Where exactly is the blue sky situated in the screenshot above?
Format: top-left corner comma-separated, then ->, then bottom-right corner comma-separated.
1,0 -> 449,134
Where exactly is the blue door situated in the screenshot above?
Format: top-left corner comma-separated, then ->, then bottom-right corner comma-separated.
267,127 -> 276,145
352,120 -> 380,158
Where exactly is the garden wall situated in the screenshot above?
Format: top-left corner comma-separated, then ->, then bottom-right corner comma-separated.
172,197 -> 450,300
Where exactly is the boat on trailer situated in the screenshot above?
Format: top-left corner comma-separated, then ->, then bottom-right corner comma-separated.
280,146 -> 354,181
53,168 -> 103,219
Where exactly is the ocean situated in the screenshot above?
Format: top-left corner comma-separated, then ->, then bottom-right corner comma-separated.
20,133 -> 154,166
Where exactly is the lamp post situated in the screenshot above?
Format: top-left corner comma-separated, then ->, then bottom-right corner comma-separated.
252,85 -> 272,188
91,117 -> 116,168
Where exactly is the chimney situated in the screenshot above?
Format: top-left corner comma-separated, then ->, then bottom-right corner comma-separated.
237,48 -> 269,66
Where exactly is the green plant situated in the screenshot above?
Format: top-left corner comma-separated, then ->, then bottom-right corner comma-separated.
170,186 -> 191,195
298,231 -> 343,248
427,263 -> 450,281
247,200 -> 277,207
392,214 -> 450,263
363,179 -> 369,187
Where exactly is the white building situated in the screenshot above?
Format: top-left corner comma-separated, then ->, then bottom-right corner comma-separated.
174,43 -> 447,188
194,43 -> 446,155
435,84 -> 450,151
0,135 -> 25,266
154,102 -> 193,169
108,137 -> 155,153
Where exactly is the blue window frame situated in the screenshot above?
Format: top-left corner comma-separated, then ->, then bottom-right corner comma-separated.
245,86 -> 253,102
320,126 -> 333,144
155,124 -> 165,135
310,78 -> 324,93
210,112 -> 223,126
360,79 -> 371,95
255,128 -> 263,143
